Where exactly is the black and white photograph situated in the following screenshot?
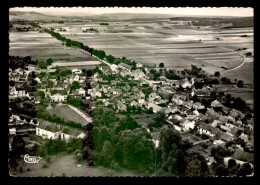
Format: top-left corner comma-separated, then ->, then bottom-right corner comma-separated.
8,6 -> 254,178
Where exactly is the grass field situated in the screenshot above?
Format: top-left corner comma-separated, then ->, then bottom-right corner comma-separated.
16,153 -> 138,177
47,104 -> 88,126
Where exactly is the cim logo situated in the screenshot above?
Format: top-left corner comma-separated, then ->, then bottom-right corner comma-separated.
23,154 -> 42,163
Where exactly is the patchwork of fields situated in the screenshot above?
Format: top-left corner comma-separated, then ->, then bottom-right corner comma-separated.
38,20 -> 253,79
9,31 -> 98,63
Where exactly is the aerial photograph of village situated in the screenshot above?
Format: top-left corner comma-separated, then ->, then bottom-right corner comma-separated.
8,7 -> 254,177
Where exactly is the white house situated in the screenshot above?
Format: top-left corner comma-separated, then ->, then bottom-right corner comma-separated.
27,64 -> 36,72
110,64 -> 118,74
36,121 -> 62,140
9,128 -> 16,135
50,93 -> 67,102
147,102 -> 162,113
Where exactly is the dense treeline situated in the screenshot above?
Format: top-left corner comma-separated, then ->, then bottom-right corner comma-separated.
9,97 -> 36,118
9,56 -> 36,70
36,24 -> 138,69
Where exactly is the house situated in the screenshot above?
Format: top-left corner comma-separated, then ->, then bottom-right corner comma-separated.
220,132 -> 233,142
110,64 -> 118,74
193,102 -> 205,110
197,121 -> 220,137
50,93 -> 67,102
211,99 -> 221,107
113,89 -> 122,95
184,101 -> 193,109
213,140 -> 226,146
77,88 -> 86,96
117,100 -> 127,112
9,128 -> 16,135
72,69 -> 82,74
172,94 -> 186,105
26,64 -> 36,72
138,99 -> 146,106
136,63 -> 143,68
35,77 -> 41,84
181,120 -> 195,131
164,107 -> 178,115
180,78 -> 193,89
60,127 -> 84,142
130,100 -> 139,107
36,121 -> 62,140
147,102 -> 163,113
9,86 -> 29,98
118,62 -> 132,71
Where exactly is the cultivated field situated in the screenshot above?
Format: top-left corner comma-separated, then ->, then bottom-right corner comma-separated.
37,18 -> 253,77
9,31 -> 99,64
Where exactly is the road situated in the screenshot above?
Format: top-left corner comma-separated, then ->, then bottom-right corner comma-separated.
225,55 -> 246,72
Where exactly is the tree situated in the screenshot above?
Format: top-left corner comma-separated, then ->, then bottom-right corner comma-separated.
159,63 -> 165,68
186,158 -> 202,177
46,58 -> 53,65
33,119 -> 38,124
150,69 -> 157,74
70,81 -> 80,91
236,163 -> 252,176
214,71 -> 220,77
237,80 -> 244,88
149,112 -> 167,128
160,128 -> 180,175
19,115 -> 24,120
228,159 -> 237,169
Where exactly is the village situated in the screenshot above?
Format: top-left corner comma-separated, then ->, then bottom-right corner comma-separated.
8,50 -> 254,176
8,19 -> 254,177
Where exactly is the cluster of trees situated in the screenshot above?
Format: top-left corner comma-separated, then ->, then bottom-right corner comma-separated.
85,108 -> 157,174
36,136 -> 82,157
148,112 -> 167,128
70,81 -> 80,92
9,97 -> 36,118
165,69 -> 181,80
41,26 -> 139,72
210,145 -> 253,176
9,56 -> 36,70
67,95 -> 82,108
222,94 -> 247,111
37,58 -> 54,69
36,110 -> 82,129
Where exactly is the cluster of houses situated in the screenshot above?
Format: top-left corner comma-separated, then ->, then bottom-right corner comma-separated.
91,60 -> 254,170
35,68 -> 88,103
9,65 -> 36,100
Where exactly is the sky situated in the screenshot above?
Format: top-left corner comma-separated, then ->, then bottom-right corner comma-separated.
10,7 -> 253,17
